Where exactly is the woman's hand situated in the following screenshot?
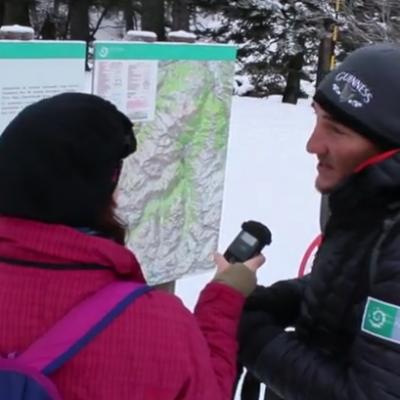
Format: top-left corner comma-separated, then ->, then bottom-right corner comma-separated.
213,252 -> 266,273
212,252 -> 266,296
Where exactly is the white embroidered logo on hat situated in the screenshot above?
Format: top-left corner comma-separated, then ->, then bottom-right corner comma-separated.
332,71 -> 373,108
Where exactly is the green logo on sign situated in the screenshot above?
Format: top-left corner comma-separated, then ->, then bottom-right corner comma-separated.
98,46 -> 109,58
362,297 -> 400,343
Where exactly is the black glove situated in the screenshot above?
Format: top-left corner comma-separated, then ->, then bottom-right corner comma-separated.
238,310 -> 282,368
244,278 -> 308,326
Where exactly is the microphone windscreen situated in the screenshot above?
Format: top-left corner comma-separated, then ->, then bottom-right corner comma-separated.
241,220 -> 272,246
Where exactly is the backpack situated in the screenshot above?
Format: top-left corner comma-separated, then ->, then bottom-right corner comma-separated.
0,281 -> 151,399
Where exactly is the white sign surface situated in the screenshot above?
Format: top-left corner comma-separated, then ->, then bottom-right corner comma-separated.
0,41 -> 86,133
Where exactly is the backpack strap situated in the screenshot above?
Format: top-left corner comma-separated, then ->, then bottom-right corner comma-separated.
16,281 -> 151,375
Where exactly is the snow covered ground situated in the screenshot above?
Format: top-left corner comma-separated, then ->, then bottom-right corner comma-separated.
176,95 -> 321,310
175,94 -> 321,399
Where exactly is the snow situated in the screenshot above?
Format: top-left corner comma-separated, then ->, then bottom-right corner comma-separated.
0,24 -> 34,39
168,30 -> 197,40
176,94 -> 321,310
233,75 -> 254,95
93,14 -> 125,41
259,0 -> 283,11
125,30 -> 157,40
167,30 -> 196,42
0,25 -> 34,33
194,12 -> 224,31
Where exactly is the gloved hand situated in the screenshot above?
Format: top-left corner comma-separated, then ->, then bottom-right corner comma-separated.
212,252 -> 265,297
243,277 -> 308,325
238,310 -> 282,368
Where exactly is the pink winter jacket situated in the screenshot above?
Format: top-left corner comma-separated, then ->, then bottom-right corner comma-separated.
0,217 -> 244,399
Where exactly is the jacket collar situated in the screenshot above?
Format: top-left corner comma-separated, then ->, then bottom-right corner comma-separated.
329,151 -> 400,215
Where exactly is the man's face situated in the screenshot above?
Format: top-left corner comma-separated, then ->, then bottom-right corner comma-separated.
306,102 -> 381,193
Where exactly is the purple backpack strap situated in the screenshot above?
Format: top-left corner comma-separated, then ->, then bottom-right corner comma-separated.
16,281 -> 151,375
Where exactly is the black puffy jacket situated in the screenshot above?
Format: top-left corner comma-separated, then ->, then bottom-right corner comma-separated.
238,152 -> 400,400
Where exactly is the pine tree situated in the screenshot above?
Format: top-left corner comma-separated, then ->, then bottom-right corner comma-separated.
339,0 -> 400,51
195,0 -> 334,97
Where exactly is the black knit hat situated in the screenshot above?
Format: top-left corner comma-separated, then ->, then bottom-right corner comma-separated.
314,43 -> 400,150
0,92 -> 136,228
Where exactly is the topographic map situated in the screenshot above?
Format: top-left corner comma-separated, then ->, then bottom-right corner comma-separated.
117,60 -> 235,284
93,42 -> 236,284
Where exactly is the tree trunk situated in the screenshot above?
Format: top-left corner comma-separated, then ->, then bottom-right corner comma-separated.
29,0 -> 39,32
282,52 -> 304,105
40,13 -> 56,39
3,0 -> 31,26
316,34 -> 334,87
69,0 -> 90,41
54,0 -> 61,16
68,0 -> 90,70
141,0 -> 165,41
124,0 -> 135,31
0,0 -> 4,26
172,0 -> 189,31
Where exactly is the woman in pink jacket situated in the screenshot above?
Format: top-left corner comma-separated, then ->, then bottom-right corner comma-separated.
0,93 -> 263,399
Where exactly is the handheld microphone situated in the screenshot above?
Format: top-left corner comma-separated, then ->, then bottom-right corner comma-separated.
223,220 -> 272,263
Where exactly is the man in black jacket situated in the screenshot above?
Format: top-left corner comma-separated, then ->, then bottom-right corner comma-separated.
237,43 -> 400,400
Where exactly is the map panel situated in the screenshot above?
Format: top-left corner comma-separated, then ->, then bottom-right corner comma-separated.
93,41 -> 236,284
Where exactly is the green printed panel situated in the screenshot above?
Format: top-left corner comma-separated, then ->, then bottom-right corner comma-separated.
94,41 -> 237,61
362,297 -> 398,339
0,41 -> 86,59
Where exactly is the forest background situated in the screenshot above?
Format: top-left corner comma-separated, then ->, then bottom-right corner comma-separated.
1,0 -> 400,101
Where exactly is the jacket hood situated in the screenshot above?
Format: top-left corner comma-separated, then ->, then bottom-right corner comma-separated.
0,216 -> 145,282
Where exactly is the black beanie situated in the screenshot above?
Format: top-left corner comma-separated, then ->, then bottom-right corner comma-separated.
0,92 -> 136,228
314,43 -> 400,150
